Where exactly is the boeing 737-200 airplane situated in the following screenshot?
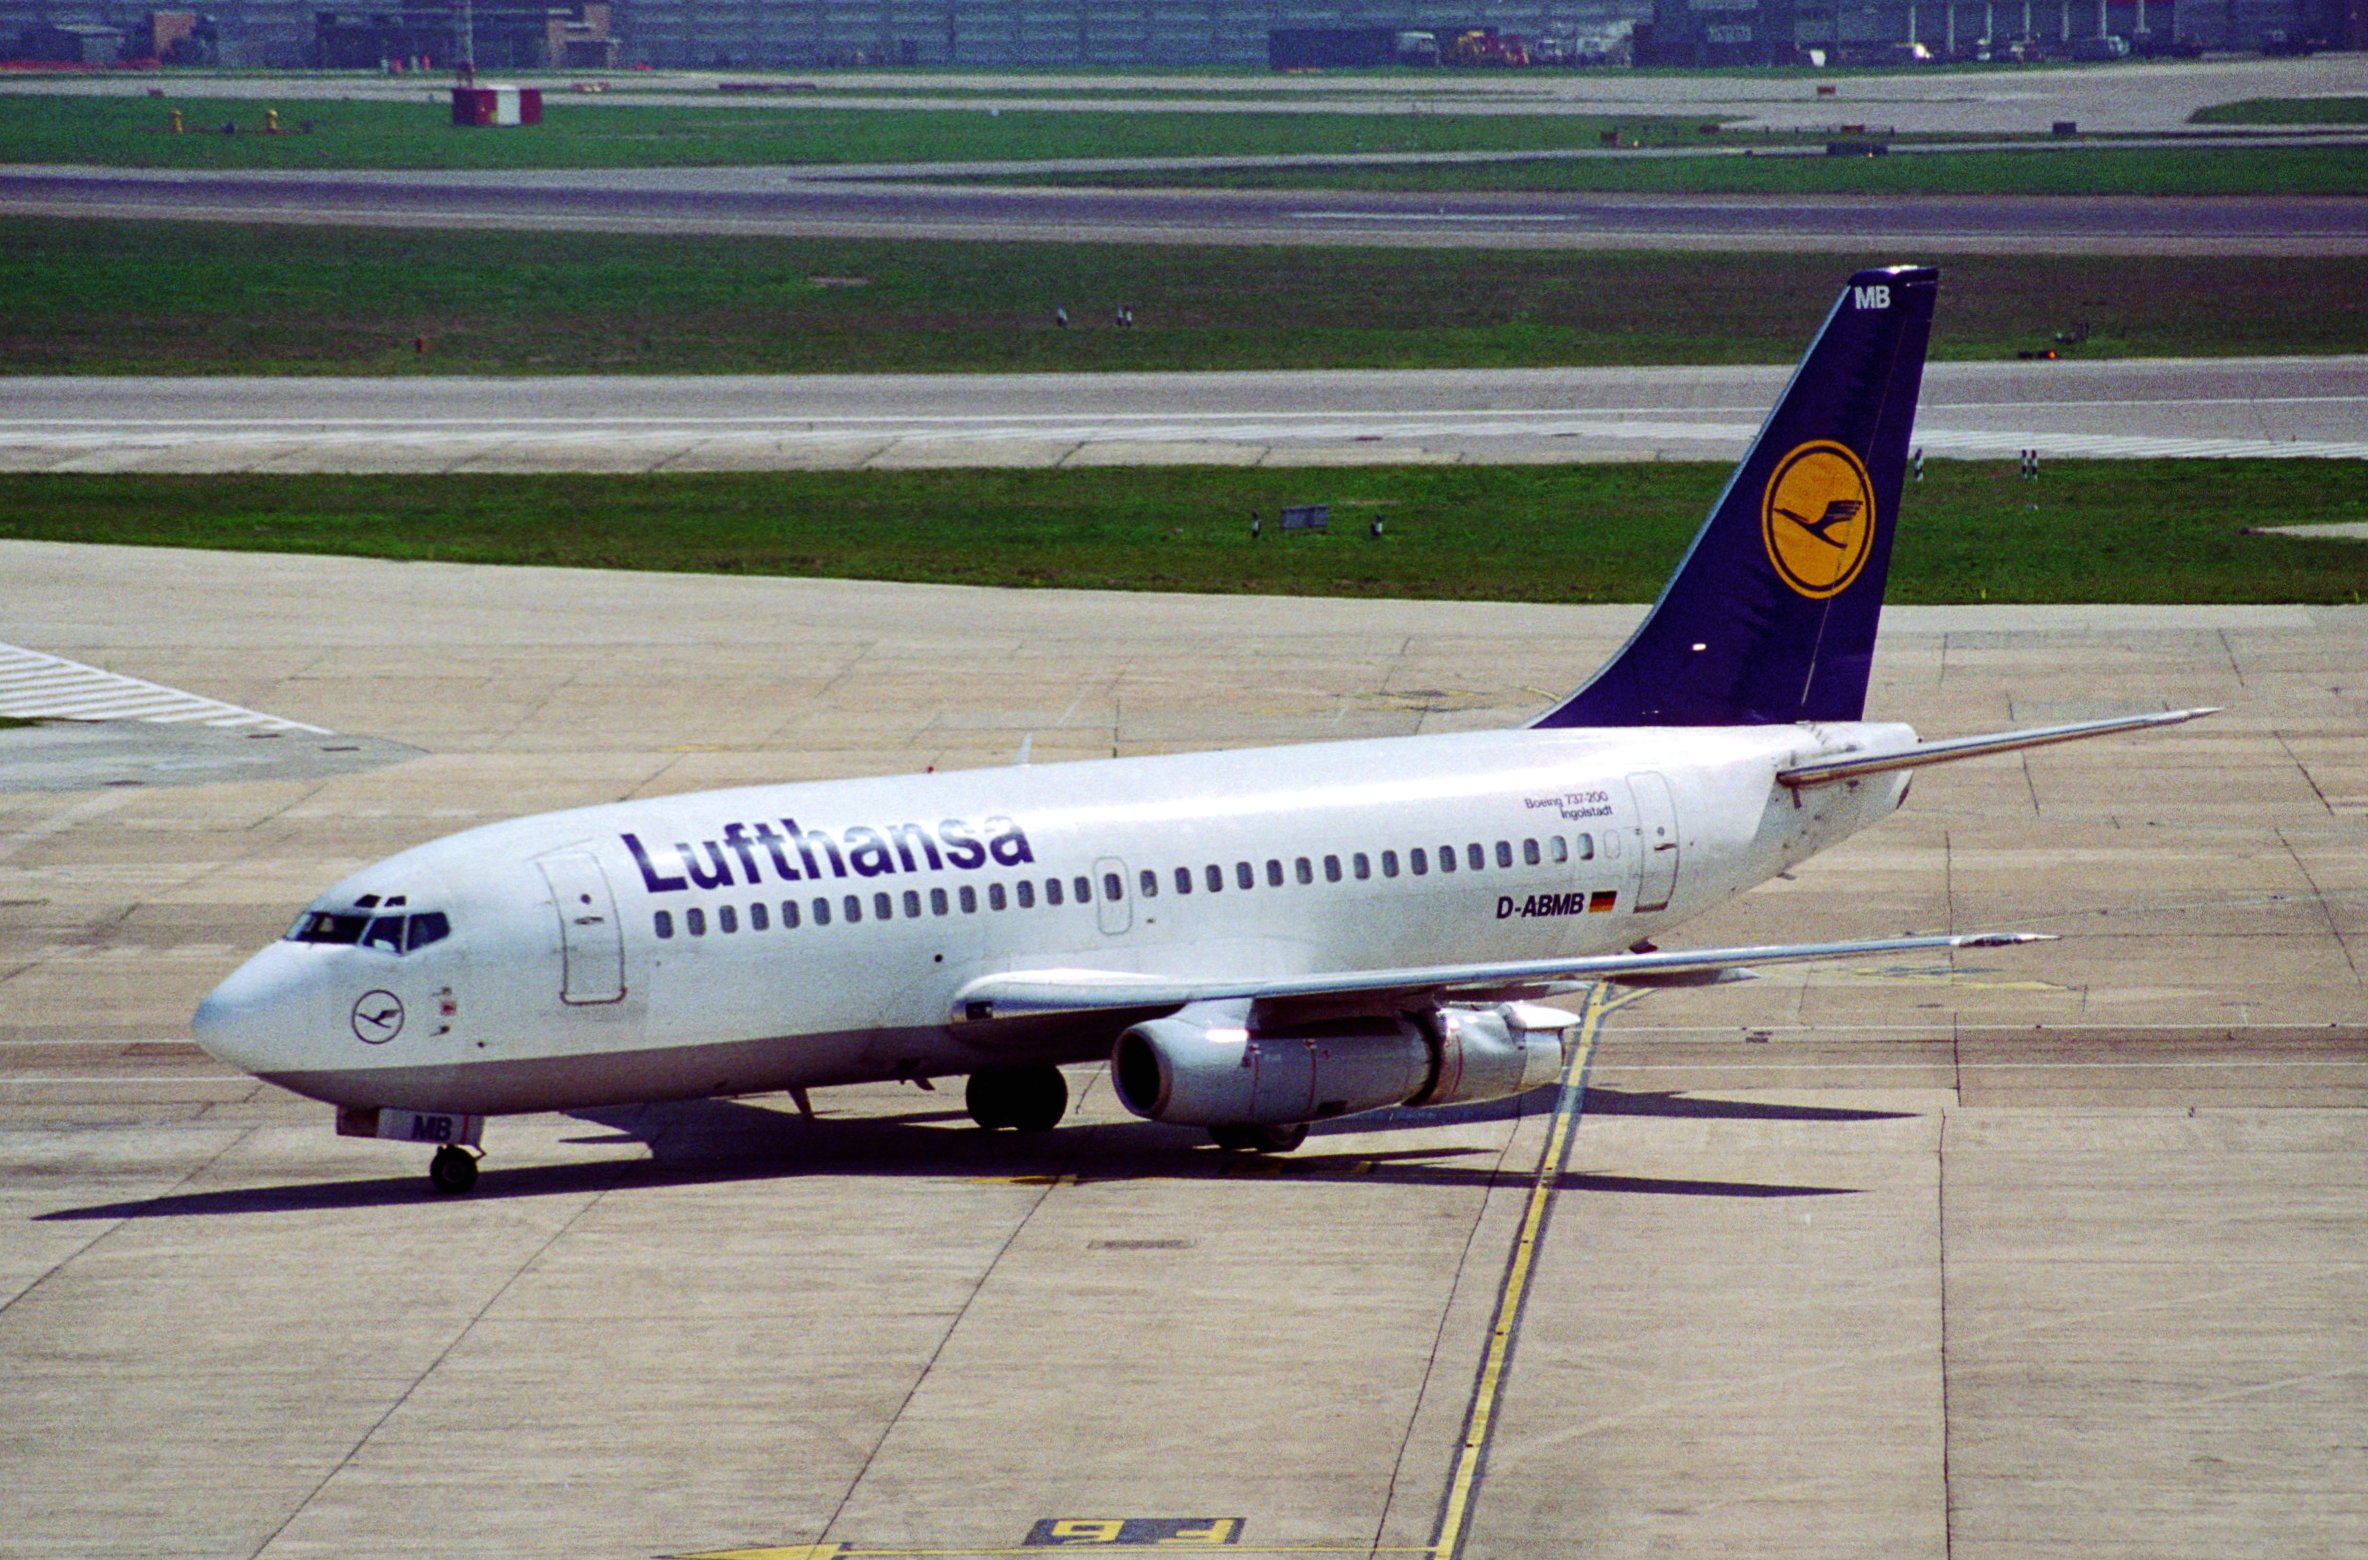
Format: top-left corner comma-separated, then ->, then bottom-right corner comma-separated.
194,266 -> 2209,1193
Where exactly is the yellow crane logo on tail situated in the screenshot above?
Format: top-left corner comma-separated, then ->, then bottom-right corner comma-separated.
1761,440 -> 1877,599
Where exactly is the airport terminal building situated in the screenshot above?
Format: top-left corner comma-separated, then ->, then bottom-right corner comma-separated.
2,0 -> 2356,68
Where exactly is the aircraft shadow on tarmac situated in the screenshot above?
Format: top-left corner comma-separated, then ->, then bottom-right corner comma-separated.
36,1085 -> 1891,1221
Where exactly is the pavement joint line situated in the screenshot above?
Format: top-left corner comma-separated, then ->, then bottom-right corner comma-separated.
817,1168 -> 1066,1547
244,1158 -> 638,1560
0,1120 -> 254,1323
1428,981 -> 1636,1559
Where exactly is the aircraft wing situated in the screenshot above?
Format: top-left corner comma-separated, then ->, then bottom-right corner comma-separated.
949,930 -> 2051,1024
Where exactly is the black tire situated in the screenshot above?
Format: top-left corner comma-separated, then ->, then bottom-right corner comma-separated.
965,1070 -> 1015,1131
1209,1121 -> 1308,1154
428,1145 -> 479,1195
1004,1066 -> 1069,1133
967,1066 -> 1068,1133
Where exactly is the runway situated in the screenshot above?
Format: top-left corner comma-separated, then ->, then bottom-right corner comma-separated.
8,357 -> 2365,472
2,540 -> 2364,1558
10,165 -> 2367,255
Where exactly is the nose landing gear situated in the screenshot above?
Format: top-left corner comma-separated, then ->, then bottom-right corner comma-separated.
428,1144 -> 481,1195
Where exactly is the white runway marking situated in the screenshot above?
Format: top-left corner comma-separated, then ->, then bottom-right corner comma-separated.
0,643 -> 327,732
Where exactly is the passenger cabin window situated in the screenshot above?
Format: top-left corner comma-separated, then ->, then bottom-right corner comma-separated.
1575,833 -> 1595,860
931,888 -> 949,917
875,892 -> 893,921
989,883 -> 1007,911
1017,881 -> 1036,909
1411,847 -> 1428,876
1524,839 -> 1542,866
1206,864 -> 1223,893
1266,859 -> 1283,888
1074,875 -> 1092,904
1324,855 -> 1342,883
1140,869 -> 1159,898
1353,852 -> 1371,881
844,895 -> 863,924
1103,872 -> 1123,902
813,897 -> 832,926
903,890 -> 922,919
1175,867 -> 1193,895
1439,845 -> 1457,874
1495,841 -> 1514,868
687,908 -> 707,936
959,885 -> 978,914
750,902 -> 769,932
782,900 -> 801,929
1236,861 -> 1254,890
654,910 -> 674,940
1044,879 -> 1062,907
1467,843 -> 1485,870
1295,857 -> 1313,886
1381,850 -> 1400,878
719,905 -> 738,934
1549,837 -> 1569,864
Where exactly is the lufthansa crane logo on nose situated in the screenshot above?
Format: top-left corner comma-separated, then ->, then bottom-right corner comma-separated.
351,990 -> 404,1045
1762,440 -> 1876,600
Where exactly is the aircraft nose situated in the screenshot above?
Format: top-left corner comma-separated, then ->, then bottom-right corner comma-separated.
193,946 -> 315,1077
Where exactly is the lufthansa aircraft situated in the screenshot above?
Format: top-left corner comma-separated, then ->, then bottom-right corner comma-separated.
194,267 -> 2208,1193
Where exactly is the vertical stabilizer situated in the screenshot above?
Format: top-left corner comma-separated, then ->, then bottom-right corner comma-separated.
1533,266 -> 1937,729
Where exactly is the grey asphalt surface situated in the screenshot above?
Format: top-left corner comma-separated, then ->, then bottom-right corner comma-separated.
8,164 -> 2367,254
9,53 -> 2368,134
7,358 -> 2363,471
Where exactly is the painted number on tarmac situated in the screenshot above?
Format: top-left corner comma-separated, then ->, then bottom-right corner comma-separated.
1024,1517 -> 1242,1546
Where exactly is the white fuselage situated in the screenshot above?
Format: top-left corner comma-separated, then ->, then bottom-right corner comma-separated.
193,721 -> 1913,1115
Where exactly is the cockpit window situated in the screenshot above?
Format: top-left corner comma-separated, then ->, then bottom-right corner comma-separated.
288,912 -> 369,945
286,909 -> 451,952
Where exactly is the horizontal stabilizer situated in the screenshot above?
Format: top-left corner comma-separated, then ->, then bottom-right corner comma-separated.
950,930 -> 2053,1025
1779,708 -> 2220,788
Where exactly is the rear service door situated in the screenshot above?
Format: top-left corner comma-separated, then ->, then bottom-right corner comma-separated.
1626,771 -> 1681,913
538,851 -> 626,1004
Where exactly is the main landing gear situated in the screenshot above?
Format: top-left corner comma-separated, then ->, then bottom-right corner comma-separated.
965,1066 -> 1069,1133
428,1144 -> 481,1195
1208,1122 -> 1310,1154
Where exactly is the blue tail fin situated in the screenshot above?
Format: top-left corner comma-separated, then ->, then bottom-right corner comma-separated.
1533,265 -> 1937,730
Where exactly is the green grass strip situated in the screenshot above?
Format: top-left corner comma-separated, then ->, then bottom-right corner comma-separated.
1036,143 -> 2368,197
9,220 -> 2367,374
0,93 -> 1712,170
3,463 -> 2362,604
2191,96 -> 2368,125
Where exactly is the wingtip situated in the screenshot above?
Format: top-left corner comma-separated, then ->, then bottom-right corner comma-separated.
1958,931 -> 2059,948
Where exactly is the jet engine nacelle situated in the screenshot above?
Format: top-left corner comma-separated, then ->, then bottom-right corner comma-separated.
1111,1001 -> 1574,1128
1112,1009 -> 1430,1127
1409,1002 -> 1571,1109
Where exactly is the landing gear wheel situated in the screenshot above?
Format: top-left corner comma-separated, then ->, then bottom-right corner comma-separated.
428,1145 -> 480,1195
965,1066 -> 1069,1133
1209,1122 -> 1309,1154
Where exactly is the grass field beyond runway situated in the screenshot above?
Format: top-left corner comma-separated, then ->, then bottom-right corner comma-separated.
3,463 -> 2361,604
9,221 -> 2367,374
